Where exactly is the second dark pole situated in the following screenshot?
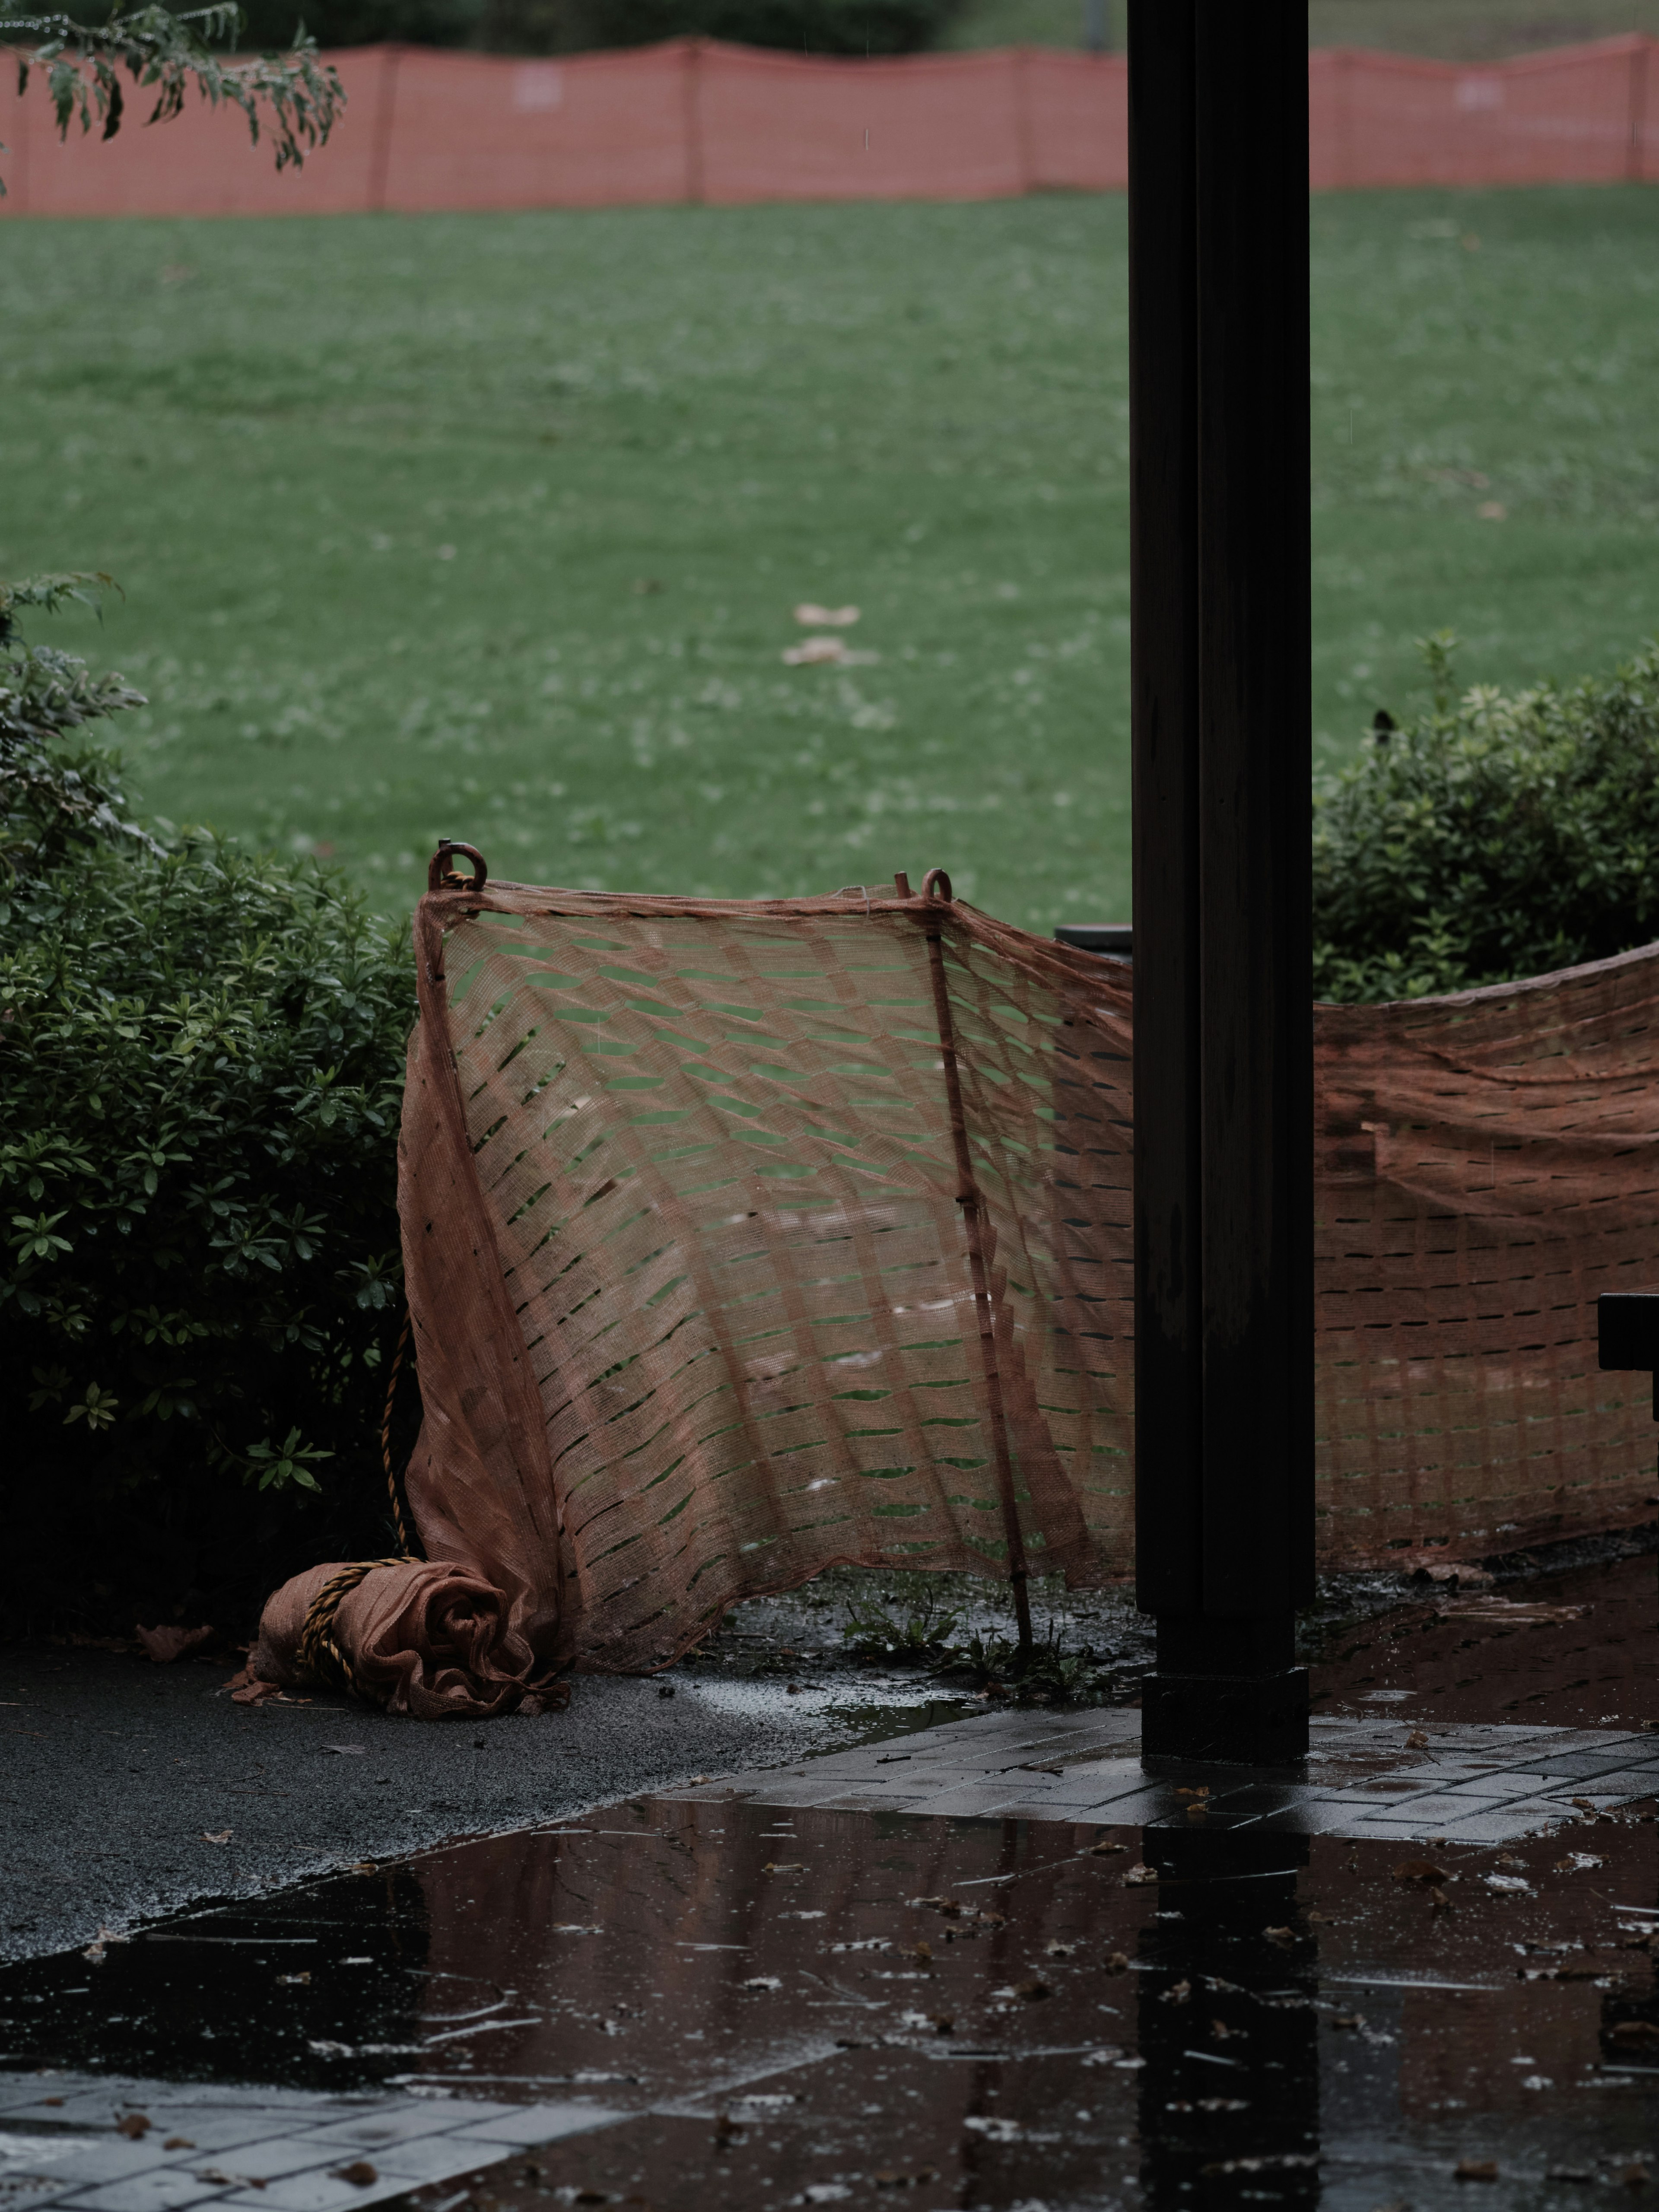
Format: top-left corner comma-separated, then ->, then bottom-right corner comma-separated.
1129,3 -> 1314,1764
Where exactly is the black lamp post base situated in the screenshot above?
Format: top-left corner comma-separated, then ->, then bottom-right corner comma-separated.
1141,1665 -> 1310,1768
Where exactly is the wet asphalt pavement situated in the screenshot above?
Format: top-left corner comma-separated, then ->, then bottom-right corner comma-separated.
0,1641 -> 984,1971
3,1552 -> 1656,2208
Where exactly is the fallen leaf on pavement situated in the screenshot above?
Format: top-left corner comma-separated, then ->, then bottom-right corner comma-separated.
1262,1926 -> 1298,1948
1454,2158 -> 1499,2181
1090,1840 -> 1126,1857
1123,1863 -> 1157,1886
334,2163 -> 378,2187
163,2139 -> 194,2152
1393,1860 -> 1448,1885
1013,1978 -> 1050,2002
115,2115 -> 151,2140
136,1625 -> 215,1664
225,1667 -> 288,1706
201,1830 -> 232,1845
323,1745 -> 367,1757
1405,1729 -> 1429,1749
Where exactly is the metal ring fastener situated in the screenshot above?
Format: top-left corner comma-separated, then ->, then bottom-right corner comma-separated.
428,840 -> 489,893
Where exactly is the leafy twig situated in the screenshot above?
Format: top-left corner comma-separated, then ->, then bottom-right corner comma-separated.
0,3 -> 344,192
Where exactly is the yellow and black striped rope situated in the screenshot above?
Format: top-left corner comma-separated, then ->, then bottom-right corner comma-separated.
295,1557 -> 410,1697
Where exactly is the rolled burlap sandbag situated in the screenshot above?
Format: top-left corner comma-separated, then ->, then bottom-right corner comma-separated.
249,1557 -> 563,1719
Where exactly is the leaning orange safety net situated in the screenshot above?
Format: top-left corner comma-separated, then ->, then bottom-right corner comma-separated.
248,861 -> 1659,1713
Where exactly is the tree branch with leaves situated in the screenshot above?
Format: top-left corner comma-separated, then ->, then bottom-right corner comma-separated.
1,0 -> 344,192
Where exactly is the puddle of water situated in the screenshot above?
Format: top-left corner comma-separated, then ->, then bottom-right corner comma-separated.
3,1788 -> 1655,2205
674,1680 -> 976,1745
1310,1551 -> 1659,1729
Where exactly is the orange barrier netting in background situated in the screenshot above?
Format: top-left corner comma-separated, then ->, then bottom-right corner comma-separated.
2,34 -> 1656,221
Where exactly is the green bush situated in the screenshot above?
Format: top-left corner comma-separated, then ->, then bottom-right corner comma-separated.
1,579 -> 413,1633
473,0 -> 961,58
234,0 -> 483,54
229,0 -> 960,56
1313,633 -> 1659,1003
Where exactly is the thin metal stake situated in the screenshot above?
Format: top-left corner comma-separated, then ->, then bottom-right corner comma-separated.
908,870 -> 1035,1663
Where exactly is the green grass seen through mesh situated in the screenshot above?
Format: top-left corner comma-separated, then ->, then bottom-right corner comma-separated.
2,187 -> 1657,931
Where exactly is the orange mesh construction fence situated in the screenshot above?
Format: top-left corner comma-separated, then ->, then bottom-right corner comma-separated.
3,35 -> 1658,221
245,876 -> 1659,1711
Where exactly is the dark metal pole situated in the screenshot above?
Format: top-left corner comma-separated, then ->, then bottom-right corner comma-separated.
1130,3 -> 1313,1764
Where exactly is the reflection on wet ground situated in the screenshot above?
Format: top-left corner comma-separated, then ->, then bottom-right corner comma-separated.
1309,1552 -> 1659,1730
2,1552 -> 1656,2208
4,1786 -> 1656,2206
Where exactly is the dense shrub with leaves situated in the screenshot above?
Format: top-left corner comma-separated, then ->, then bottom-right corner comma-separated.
1,578 -> 413,1630
1313,634 -> 1659,1003
471,0 -> 961,59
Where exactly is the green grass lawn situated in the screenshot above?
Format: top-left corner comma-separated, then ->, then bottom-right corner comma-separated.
2,185 -> 1658,931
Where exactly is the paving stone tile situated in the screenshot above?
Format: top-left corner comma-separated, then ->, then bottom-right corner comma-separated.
218,2170 -> 410,2212
335,2137 -> 499,2188
0,2086 -> 84,2118
807,1793 -> 940,1815
5,2146 -> 171,2190
1243,1803 -> 1398,1836
1060,1788 -> 1177,1824
994,1775 -> 1138,1808
125,2121 -> 312,2160
882,1786 -> 1027,1818
49,2173 -> 225,2212
441,2103 -> 623,2149
0,2096 -> 146,2131
172,2142 -> 343,2189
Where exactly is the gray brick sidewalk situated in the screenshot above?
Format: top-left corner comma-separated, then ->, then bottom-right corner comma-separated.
0,2075 -> 620,2212
664,1707 -> 1659,1843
